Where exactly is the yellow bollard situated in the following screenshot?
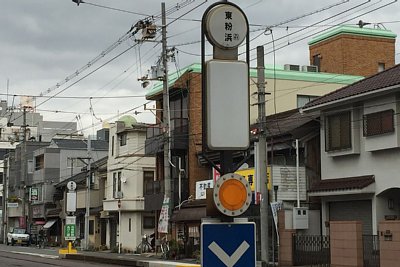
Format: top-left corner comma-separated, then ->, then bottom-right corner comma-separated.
59,241 -> 78,255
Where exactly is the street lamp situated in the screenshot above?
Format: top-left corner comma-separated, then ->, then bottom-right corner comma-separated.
174,195 -> 193,210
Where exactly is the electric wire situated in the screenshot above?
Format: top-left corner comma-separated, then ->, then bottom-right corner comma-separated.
260,0 -> 398,59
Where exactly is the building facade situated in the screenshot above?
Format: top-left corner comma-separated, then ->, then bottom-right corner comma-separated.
303,63 -> 400,235
103,116 -> 155,252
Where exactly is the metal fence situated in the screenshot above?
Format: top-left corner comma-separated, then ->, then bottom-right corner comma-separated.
293,234 -> 330,266
363,235 -> 380,267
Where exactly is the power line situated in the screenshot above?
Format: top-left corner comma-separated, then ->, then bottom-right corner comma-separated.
0,93 -> 146,99
82,1 -> 151,16
259,0 -> 398,59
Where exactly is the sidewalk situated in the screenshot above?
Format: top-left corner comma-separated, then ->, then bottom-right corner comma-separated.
61,250 -> 201,267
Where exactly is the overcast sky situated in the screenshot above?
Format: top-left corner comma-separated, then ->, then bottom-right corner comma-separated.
1,0 -> 400,135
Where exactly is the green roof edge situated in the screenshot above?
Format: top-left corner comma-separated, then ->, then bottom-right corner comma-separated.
145,63 -> 363,99
308,25 -> 397,46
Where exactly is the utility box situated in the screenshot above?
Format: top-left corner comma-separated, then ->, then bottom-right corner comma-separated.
293,207 -> 309,229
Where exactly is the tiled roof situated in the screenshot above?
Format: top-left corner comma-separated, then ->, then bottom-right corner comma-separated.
308,175 -> 375,193
51,139 -> 108,150
263,108 -> 319,137
303,64 -> 400,110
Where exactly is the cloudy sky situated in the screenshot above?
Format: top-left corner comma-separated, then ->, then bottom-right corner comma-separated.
1,0 -> 400,135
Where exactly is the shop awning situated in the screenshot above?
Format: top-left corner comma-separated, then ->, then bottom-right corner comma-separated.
34,221 -> 46,225
43,220 -> 57,229
171,207 -> 206,222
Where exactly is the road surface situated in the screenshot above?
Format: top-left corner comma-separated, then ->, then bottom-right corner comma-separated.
0,244 -> 121,267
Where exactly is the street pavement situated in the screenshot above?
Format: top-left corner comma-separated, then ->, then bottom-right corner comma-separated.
0,244 -> 200,267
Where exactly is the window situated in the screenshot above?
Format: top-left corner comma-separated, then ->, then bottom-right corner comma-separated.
325,111 -> 352,151
113,171 -> 122,198
143,216 -> 155,229
378,62 -> 385,72
111,136 -> 114,156
27,160 -> 34,174
363,109 -> 394,137
89,220 -> 94,235
297,95 -> 319,108
143,171 -> 155,195
129,218 -> 131,232
113,173 -> 116,198
35,155 -> 44,170
119,133 -> 127,146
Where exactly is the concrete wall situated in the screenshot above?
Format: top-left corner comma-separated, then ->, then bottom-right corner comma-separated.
119,212 -> 142,252
330,221 -> 363,267
249,77 -> 351,124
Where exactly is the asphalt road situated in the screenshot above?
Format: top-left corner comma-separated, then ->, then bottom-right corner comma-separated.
0,244 -> 121,267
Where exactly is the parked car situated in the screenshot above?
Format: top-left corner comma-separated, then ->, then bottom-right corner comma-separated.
7,228 -> 31,246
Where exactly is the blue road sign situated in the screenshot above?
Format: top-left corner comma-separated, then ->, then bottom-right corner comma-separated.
201,222 -> 256,267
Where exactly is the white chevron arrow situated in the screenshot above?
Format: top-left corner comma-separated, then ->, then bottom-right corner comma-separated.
208,240 -> 250,267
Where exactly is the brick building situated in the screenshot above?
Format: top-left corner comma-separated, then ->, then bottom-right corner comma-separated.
309,25 -> 396,77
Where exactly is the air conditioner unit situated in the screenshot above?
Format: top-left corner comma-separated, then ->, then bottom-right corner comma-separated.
284,64 -> 300,71
115,191 -> 124,199
302,65 -> 318,72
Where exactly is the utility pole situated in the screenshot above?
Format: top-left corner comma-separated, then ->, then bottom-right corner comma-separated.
84,135 -> 91,250
257,46 -> 269,267
161,2 -> 172,221
21,107 -> 27,230
2,156 -> 8,243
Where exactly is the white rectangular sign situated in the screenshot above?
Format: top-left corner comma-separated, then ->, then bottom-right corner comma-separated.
66,192 -> 77,212
206,60 -> 249,150
195,179 -> 214,200
7,203 -> 18,208
65,216 -> 76,225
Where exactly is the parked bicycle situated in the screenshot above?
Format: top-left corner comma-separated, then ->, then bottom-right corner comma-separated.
160,235 -> 170,259
35,228 -> 46,248
136,234 -> 153,253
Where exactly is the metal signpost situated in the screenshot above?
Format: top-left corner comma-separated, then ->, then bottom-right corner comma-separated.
59,181 -> 77,254
200,2 -> 255,266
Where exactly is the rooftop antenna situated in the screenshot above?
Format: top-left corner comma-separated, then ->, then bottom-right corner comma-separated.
357,20 -> 371,28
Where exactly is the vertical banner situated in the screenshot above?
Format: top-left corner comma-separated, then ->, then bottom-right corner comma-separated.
270,201 -> 283,243
19,216 -> 26,228
158,196 -> 170,234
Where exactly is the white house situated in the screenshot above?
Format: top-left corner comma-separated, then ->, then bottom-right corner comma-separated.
103,116 -> 155,252
302,64 -> 400,235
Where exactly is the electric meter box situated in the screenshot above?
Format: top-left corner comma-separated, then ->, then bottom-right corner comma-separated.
293,207 -> 309,229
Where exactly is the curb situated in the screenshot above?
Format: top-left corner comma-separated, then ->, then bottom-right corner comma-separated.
63,253 -> 148,267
